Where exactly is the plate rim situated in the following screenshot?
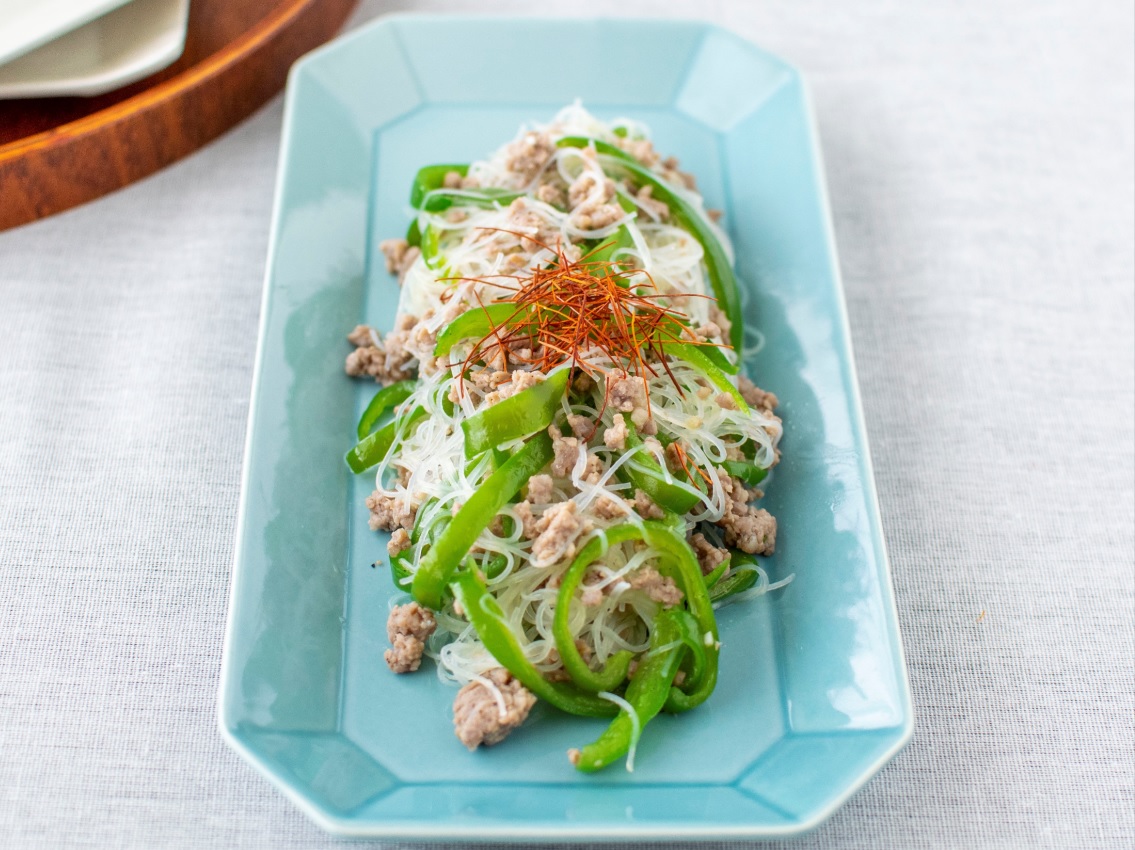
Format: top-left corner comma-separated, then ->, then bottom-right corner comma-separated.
217,11 -> 914,841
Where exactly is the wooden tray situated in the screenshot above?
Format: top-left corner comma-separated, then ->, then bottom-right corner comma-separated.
0,0 -> 358,231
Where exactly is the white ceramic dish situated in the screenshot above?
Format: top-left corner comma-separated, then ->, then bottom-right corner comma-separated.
0,0 -> 134,66
0,0 -> 188,99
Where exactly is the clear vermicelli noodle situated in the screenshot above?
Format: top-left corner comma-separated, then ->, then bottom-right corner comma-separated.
343,104 -> 788,772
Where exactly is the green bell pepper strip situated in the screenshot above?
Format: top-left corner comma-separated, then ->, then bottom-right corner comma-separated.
389,501 -> 454,592
586,223 -> 635,268
409,164 -> 469,208
727,550 -> 758,569
720,459 -> 768,488
410,164 -> 524,212
456,550 -> 509,581
434,303 -> 532,359
406,217 -> 422,248
651,313 -> 739,376
356,380 -> 417,440
702,555 -> 730,590
637,521 -> 720,712
554,519 -> 717,701
663,604 -> 709,686
556,136 -> 743,350
389,550 -> 413,589
421,188 -> 525,214
617,418 -> 703,515
693,341 -> 740,376
420,223 -> 443,269
571,608 -> 693,773
345,406 -> 426,474
709,567 -> 760,603
668,342 -> 749,412
450,569 -> 619,717
388,498 -> 440,589
482,552 -> 509,580
552,526 -> 644,693
412,432 -> 554,609
461,368 -> 570,458
410,498 -> 446,545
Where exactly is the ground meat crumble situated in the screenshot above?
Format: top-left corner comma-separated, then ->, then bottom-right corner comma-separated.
526,474 -> 554,504
530,500 -> 592,566
715,475 -> 777,555
384,602 -> 436,674
603,416 -> 628,450
453,667 -> 537,749
344,319 -> 416,385
366,491 -> 415,533
628,566 -> 684,607
738,376 -> 779,416
513,500 -> 540,539
548,425 -> 580,478
690,532 -> 730,576
501,131 -> 555,187
633,489 -> 665,520
387,528 -> 411,557
377,238 -> 420,282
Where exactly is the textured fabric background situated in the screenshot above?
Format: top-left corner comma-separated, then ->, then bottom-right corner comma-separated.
1,1 -> 1131,847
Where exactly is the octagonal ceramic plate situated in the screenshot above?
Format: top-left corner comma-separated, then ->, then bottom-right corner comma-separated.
218,14 -> 913,841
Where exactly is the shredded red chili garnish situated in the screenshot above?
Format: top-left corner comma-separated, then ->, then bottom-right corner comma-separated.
446,231 -> 719,403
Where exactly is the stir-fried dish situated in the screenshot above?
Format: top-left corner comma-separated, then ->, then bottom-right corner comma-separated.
343,105 -> 787,772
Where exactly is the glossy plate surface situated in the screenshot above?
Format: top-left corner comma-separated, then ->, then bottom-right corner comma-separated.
218,14 -> 913,841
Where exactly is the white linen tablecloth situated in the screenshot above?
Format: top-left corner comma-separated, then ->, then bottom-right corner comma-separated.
1,1 -> 1131,847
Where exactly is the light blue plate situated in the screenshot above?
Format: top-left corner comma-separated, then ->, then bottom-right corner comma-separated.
218,14 -> 913,841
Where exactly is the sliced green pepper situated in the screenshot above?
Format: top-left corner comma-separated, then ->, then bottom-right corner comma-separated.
571,608 -> 694,772
554,520 -> 717,706
409,164 -> 469,208
420,188 -> 525,214
481,552 -> 509,580
721,459 -> 768,488
491,447 -> 510,471
669,343 -> 749,412
450,569 -> 619,717
617,417 -> 702,515
389,499 -> 451,591
389,552 -> 412,588
553,526 -> 643,693
461,368 -> 570,458
356,380 -> 416,440
587,223 -> 635,268
728,550 -> 759,569
702,554 -> 730,590
412,432 -> 554,609
556,136 -> 743,350
434,303 -> 532,359
652,313 -> 739,376
409,164 -> 524,212
708,567 -> 759,604
345,406 -> 426,474
421,223 -> 442,269
664,603 -> 709,686
638,521 -> 720,712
